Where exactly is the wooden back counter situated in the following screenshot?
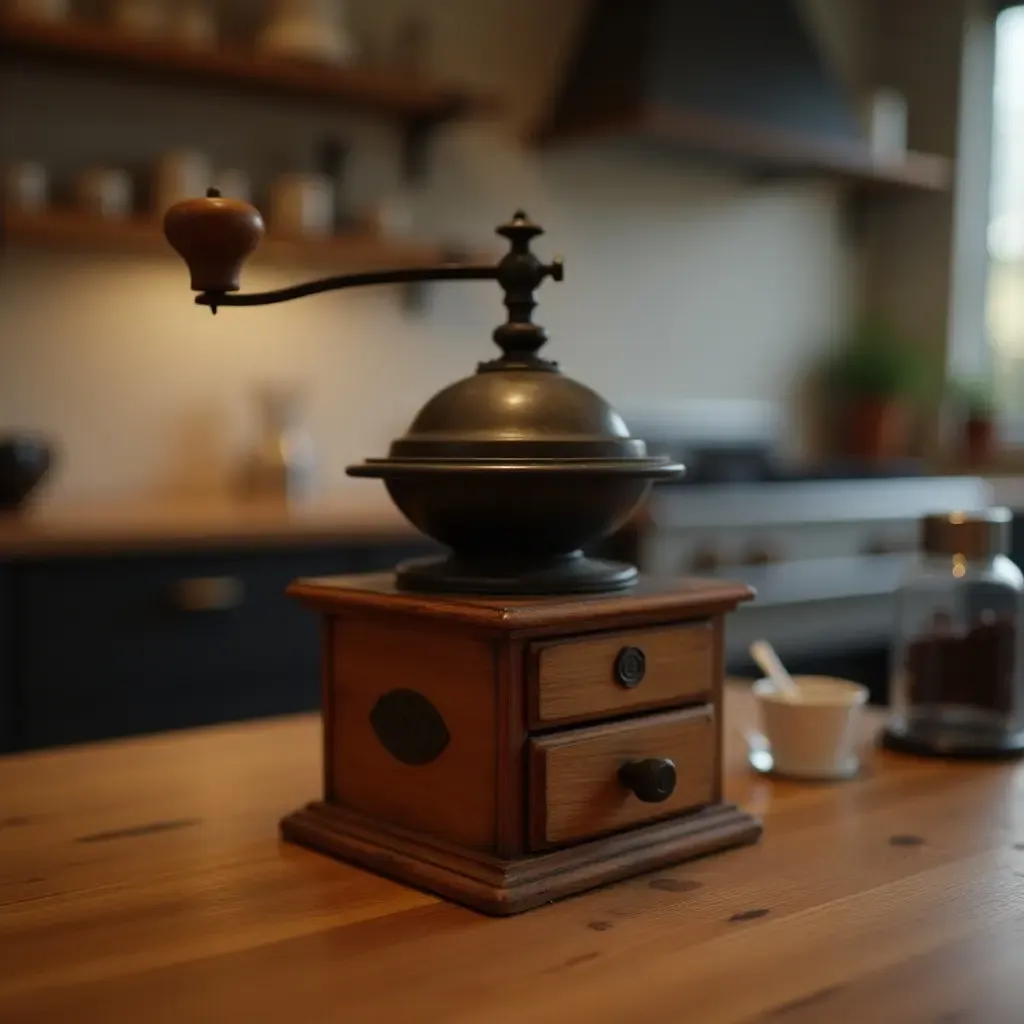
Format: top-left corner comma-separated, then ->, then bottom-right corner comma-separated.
2,683 -> 1022,1023
0,494 -> 419,558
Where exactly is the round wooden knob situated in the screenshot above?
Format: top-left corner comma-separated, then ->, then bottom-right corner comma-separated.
163,188 -> 265,293
618,758 -> 677,803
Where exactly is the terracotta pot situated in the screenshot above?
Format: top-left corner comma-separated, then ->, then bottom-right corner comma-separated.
964,418 -> 995,465
846,398 -> 909,462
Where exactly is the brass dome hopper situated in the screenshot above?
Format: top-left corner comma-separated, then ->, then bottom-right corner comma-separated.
164,191 -> 684,594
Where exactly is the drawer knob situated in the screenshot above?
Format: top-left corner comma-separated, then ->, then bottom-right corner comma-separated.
618,758 -> 677,803
170,576 -> 245,612
613,646 -> 646,688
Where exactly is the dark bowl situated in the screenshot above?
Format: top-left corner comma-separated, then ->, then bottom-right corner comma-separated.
346,365 -> 684,592
382,466 -> 657,558
363,463 -> 683,594
0,436 -> 54,511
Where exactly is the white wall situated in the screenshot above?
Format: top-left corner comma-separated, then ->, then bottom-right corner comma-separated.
0,0 -> 856,501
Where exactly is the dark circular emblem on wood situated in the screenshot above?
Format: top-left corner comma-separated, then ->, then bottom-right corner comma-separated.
370,689 -> 451,766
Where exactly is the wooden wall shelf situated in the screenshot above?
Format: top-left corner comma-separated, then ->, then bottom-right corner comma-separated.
0,14 -> 492,125
1,208 -> 477,273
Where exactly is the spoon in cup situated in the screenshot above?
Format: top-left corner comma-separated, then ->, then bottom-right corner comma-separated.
749,639 -> 801,702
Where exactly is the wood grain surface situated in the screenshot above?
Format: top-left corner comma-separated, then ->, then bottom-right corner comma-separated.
2,683 -> 1024,1023
531,622 -> 713,726
528,706 -> 715,848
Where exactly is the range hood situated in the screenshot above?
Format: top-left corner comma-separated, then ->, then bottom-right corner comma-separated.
534,0 -> 950,192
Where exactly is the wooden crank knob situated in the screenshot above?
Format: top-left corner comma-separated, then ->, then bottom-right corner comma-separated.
163,188 -> 265,293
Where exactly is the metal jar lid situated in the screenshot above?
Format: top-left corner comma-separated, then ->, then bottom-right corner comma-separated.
921,508 -> 1012,558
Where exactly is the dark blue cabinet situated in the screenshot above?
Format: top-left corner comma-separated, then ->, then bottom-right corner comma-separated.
8,538 -> 435,751
1011,513 -> 1024,573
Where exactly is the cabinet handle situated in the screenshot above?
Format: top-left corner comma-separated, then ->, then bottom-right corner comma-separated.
170,576 -> 245,613
613,646 -> 646,688
619,758 -> 677,803
863,539 -> 899,555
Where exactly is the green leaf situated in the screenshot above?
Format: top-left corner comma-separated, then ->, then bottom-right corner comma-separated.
829,320 -> 930,399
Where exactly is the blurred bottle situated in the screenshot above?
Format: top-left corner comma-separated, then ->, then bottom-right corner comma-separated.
3,161 -> 49,212
244,384 -> 316,503
76,167 -> 134,220
153,150 -> 212,217
367,194 -> 414,238
316,137 -> 355,233
270,173 -> 334,238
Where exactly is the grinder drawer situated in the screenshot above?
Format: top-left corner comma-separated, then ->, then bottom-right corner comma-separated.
529,622 -> 713,727
527,705 -> 716,849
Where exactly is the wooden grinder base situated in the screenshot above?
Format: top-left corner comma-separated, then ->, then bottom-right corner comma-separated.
281,574 -> 762,915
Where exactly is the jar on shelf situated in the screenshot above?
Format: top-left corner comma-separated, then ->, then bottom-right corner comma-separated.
111,0 -> 167,37
257,0 -> 356,64
270,173 -> 334,238
75,167 -> 134,220
169,0 -> 216,49
153,150 -> 212,217
884,508 -> 1024,757
3,160 -> 49,212
6,0 -> 70,22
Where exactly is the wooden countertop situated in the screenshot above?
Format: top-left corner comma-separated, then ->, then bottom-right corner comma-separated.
2,684 -> 1023,1023
0,493 -> 420,558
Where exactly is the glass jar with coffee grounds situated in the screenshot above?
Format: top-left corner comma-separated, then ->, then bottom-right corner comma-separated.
884,508 -> 1024,757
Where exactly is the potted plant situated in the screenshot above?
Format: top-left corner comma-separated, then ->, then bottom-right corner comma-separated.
950,374 -> 998,465
830,320 -> 928,462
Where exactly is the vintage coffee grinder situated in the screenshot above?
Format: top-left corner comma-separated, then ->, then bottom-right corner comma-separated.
164,191 -> 762,914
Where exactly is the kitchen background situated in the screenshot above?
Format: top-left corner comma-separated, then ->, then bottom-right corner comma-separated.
0,0 -> 1020,751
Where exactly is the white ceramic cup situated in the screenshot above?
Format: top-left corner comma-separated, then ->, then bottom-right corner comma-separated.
753,676 -> 869,779
76,167 -> 134,219
270,174 -> 334,237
